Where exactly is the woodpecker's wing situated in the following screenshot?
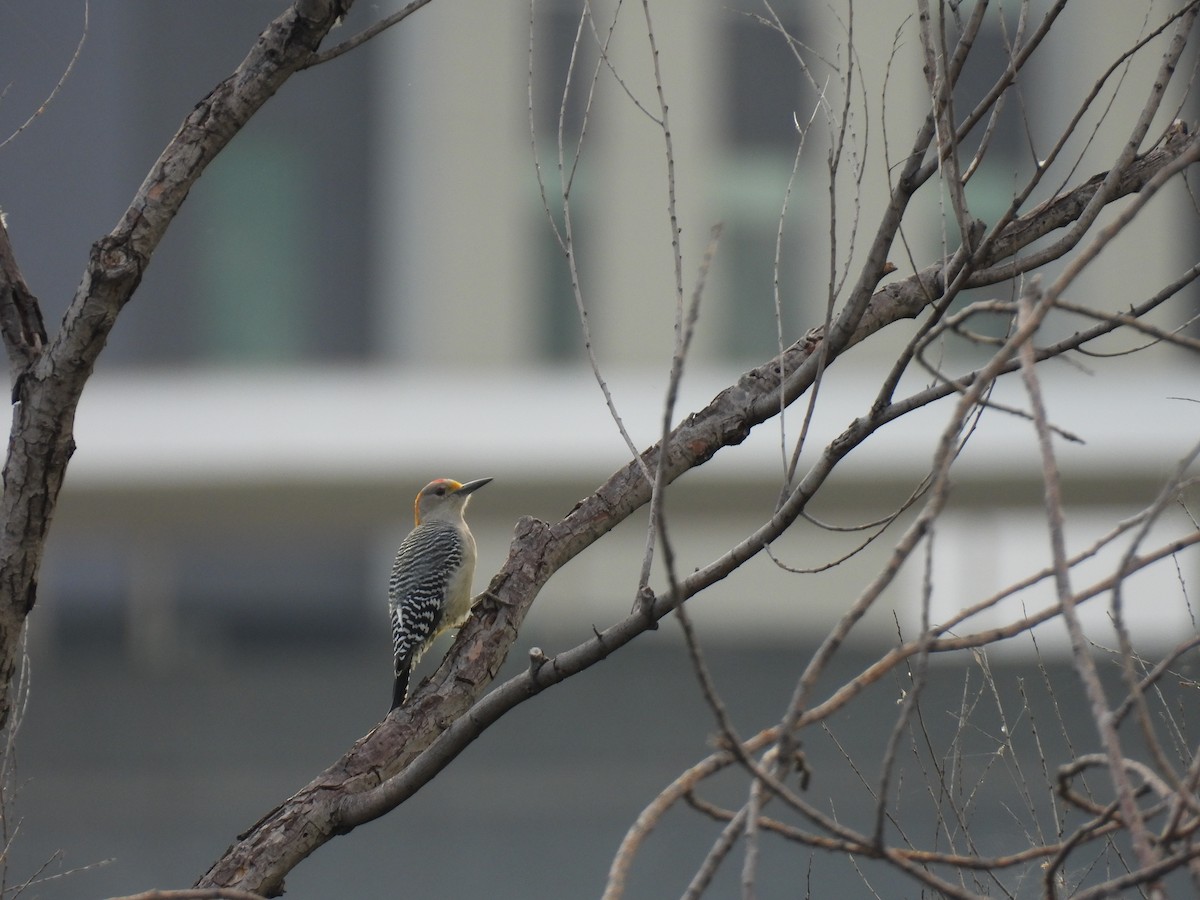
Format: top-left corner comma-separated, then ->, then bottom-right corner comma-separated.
388,521 -> 466,655
388,521 -> 466,693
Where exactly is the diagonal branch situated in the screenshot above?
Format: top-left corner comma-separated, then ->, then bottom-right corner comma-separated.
195,124 -> 1200,896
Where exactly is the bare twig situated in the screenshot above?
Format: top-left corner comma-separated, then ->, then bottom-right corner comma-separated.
602,752 -> 736,900
1018,276 -> 1161,872
527,0 -> 651,481
298,0 -> 435,70
637,226 -> 721,610
0,1 -> 88,151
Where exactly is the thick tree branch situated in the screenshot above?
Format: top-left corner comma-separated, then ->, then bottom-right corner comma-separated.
969,120 -> 1199,285
196,125 -> 1200,895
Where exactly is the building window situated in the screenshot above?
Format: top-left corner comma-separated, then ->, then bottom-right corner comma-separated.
723,4 -> 807,152
953,14 -> 1037,227
529,0 -> 601,362
533,208 -> 592,362
532,0 -> 598,147
103,1 -> 373,365
942,13 -> 1041,359
716,2 -> 810,361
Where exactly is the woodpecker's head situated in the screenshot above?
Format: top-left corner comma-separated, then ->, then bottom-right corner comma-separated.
413,477 -> 492,525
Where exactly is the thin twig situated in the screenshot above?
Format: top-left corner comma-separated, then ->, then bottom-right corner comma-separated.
636,227 -> 722,609
525,0 -> 652,491
602,753 -> 736,900
1018,278 -> 1160,873
0,0 -> 88,151
298,0 -> 436,70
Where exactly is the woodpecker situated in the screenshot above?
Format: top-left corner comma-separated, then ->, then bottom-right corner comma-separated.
389,477 -> 491,710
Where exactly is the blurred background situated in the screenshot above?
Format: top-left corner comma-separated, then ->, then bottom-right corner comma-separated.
0,1 -> 1197,897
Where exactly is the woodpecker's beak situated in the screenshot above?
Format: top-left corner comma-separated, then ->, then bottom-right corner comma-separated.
456,477 -> 492,496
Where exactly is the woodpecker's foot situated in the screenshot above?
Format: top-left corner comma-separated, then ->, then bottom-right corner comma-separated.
478,587 -> 511,611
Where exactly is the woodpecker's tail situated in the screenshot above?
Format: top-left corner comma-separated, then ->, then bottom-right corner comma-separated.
391,665 -> 411,710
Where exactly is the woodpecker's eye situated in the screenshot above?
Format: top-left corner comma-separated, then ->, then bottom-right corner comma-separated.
434,485 -> 447,496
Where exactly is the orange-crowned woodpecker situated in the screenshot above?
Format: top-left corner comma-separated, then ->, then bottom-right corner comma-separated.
388,477 -> 491,709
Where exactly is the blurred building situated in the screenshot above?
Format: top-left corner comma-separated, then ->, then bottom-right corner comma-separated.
0,0 -> 1191,680
0,1 -> 1193,664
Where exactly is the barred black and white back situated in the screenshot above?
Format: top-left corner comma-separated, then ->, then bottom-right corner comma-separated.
388,519 -> 475,708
